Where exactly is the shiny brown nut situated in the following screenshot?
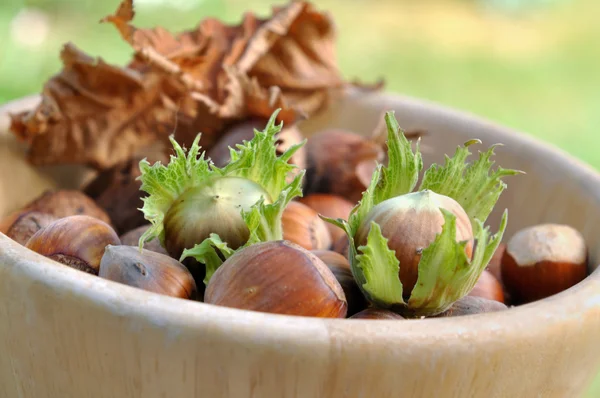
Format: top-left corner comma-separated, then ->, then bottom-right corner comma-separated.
486,242 -> 506,282
83,157 -> 155,235
332,234 -> 350,260
24,190 -> 112,225
311,250 -> 368,316
501,224 -> 588,304
349,308 -> 405,320
205,240 -> 347,318
304,129 -> 384,203
298,194 -> 355,243
119,224 -> 168,255
282,201 -> 332,251
1,211 -> 58,246
99,245 -> 197,300
468,270 -> 505,303
26,215 -> 121,275
434,296 -> 508,317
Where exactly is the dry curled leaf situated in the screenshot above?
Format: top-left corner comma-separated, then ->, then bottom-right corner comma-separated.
9,43 -> 202,170
10,0 -> 373,171
102,0 -> 345,123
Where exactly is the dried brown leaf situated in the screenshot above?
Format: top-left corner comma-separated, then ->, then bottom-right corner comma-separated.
9,43 -> 204,170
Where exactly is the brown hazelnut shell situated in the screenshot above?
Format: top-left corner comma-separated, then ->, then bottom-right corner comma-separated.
1,211 -> 58,246
304,129 -> 384,203
24,190 -> 111,225
434,296 -> 508,318
83,157 -> 154,235
205,240 -> 347,318
311,250 -> 368,316
26,215 -> 121,275
99,245 -> 197,300
119,225 -> 168,255
501,224 -> 588,304
282,201 -> 332,251
332,235 -> 350,260
298,194 -> 355,243
468,270 -> 505,303
349,308 -> 405,320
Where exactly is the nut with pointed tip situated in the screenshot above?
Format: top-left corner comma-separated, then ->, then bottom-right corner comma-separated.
356,190 -> 474,299
349,308 -> 405,320
501,224 -> 588,304
119,224 -> 168,255
1,211 -> 58,246
468,270 -> 505,303
99,245 -> 197,300
24,190 -> 112,225
434,296 -> 507,317
312,250 -> 368,316
304,129 -> 384,203
282,201 -> 332,251
205,240 -> 347,318
26,215 -> 121,275
298,194 -> 355,243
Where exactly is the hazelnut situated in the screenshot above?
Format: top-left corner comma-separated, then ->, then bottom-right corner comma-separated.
282,201 -> 332,251
501,224 -> 588,304
1,210 -> 58,245
467,270 -> 505,303
205,241 -> 347,317
332,234 -> 350,260
99,245 -> 197,300
24,190 -> 111,225
298,194 -> 355,243
486,242 -> 506,282
434,296 -> 508,317
312,250 -> 368,316
119,225 -> 168,255
304,129 -> 384,203
83,157 -> 154,234
26,215 -> 121,275
349,308 -> 405,320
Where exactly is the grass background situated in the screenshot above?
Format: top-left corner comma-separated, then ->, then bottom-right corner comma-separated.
1,0 -> 599,395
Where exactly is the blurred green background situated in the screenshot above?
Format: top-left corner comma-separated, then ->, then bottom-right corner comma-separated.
0,0 -> 599,395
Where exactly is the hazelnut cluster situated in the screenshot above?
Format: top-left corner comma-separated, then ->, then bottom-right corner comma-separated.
1,110 -> 590,320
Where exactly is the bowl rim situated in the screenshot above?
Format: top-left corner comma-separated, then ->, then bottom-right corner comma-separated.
2,91 -> 600,344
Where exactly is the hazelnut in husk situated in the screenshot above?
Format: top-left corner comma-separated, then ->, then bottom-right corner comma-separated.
434,296 -> 508,317
355,190 -> 475,299
299,193 -> 355,243
325,111 -> 519,318
349,308 -> 405,320
501,223 -> 588,304
204,241 -> 347,318
24,190 -> 112,225
282,201 -> 332,251
99,245 -> 197,300
26,215 -> 121,275
1,211 -> 58,246
304,129 -> 384,203
119,225 -> 168,255
137,112 -> 304,266
312,250 -> 367,316
467,270 -> 505,303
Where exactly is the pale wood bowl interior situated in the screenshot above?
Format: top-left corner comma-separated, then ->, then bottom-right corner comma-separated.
1,88 -> 599,397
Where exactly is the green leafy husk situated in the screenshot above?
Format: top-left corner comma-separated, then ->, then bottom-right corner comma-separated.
323,110 -> 521,316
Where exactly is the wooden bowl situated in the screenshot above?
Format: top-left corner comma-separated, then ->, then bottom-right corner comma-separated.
1,88 -> 599,397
